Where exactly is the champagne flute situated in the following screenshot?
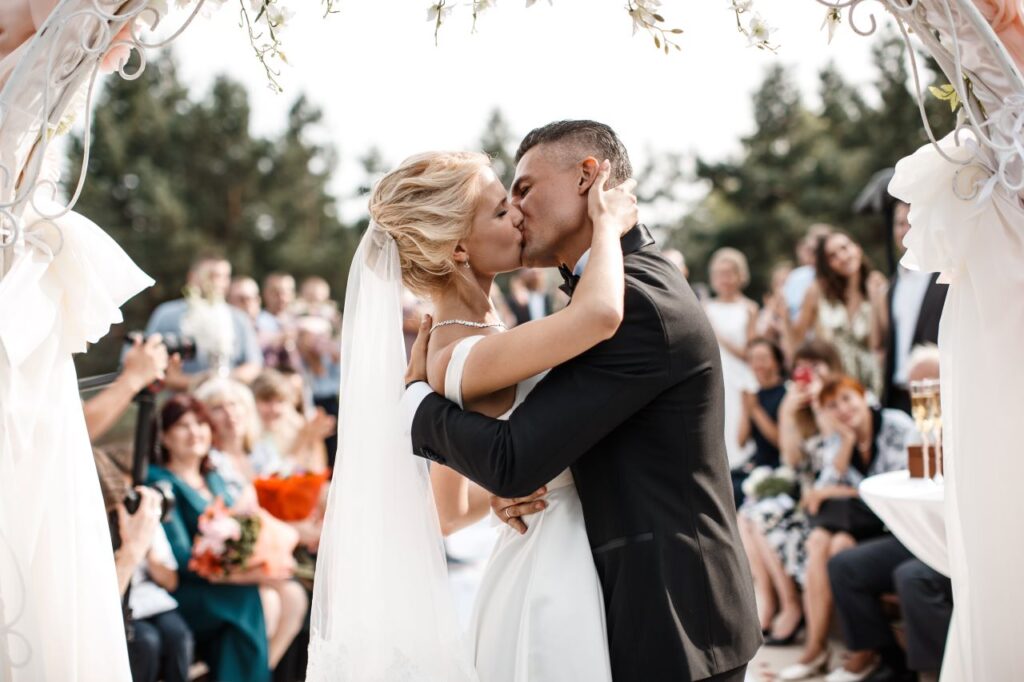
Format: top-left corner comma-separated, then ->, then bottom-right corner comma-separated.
910,380 -> 932,480
926,379 -> 943,484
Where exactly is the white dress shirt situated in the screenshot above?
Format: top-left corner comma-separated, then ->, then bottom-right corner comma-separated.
891,266 -> 933,386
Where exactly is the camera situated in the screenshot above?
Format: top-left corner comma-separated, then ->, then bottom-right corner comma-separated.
124,330 -> 197,361
124,480 -> 176,523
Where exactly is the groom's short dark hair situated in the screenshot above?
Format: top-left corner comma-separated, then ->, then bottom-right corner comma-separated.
516,120 -> 633,185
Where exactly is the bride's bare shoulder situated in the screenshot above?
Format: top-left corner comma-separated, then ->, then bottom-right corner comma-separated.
425,327 -> 501,397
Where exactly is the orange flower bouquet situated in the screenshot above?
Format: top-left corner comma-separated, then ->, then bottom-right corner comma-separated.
188,497 -> 262,579
253,470 -> 330,521
189,497 -> 300,580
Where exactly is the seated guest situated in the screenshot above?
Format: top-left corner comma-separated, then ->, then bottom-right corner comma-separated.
251,369 -> 334,475
147,395 -> 271,682
734,337 -> 787,505
144,254 -> 263,389
195,378 -> 312,672
294,315 -> 341,468
294,276 -> 341,329
259,272 -> 299,369
882,200 -> 948,414
96,447 -> 194,682
227,276 -> 262,326
117,488 -> 194,682
738,340 -> 844,645
779,376 -> 917,681
825,346 -> 950,682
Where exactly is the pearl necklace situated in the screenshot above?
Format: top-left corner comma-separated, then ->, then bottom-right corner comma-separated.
429,319 -> 506,334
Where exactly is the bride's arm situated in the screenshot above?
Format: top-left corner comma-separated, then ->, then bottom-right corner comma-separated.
459,160 -> 638,403
430,464 -> 493,536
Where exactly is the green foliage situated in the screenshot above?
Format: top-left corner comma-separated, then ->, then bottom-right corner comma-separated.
668,31 -> 953,299
70,52 -> 358,376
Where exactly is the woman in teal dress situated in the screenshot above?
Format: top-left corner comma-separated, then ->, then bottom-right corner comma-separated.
147,394 -> 270,682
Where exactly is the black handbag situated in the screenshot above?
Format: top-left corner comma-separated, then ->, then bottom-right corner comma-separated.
808,498 -> 885,540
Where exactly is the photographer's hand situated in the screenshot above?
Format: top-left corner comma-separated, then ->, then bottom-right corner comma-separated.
83,336 -> 172,441
113,487 -> 162,595
122,333 -> 170,392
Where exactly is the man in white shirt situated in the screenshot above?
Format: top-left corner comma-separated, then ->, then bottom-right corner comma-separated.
883,201 -> 948,413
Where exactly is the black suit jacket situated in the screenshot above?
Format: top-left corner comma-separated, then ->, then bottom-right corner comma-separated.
411,225 -> 762,681
883,271 -> 948,408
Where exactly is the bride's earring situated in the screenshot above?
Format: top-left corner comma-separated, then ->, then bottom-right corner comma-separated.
464,260 -> 471,269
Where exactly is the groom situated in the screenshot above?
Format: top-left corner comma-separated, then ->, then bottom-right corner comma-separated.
403,120 -> 761,681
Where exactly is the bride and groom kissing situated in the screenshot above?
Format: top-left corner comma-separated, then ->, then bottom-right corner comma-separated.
307,120 -> 762,682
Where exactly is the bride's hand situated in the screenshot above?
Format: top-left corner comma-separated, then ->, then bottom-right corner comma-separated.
587,159 -> 638,237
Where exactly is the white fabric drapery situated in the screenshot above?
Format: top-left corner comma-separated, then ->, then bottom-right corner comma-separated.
891,130 -> 1024,682
0,203 -> 152,681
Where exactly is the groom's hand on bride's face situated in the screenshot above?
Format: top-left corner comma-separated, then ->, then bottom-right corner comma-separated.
404,314 -> 432,387
490,486 -> 548,535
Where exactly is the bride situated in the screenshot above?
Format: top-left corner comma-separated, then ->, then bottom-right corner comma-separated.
307,151 -> 636,681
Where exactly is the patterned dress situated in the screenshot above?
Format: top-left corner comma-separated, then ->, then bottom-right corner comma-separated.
817,297 -> 882,396
740,408 -> 915,586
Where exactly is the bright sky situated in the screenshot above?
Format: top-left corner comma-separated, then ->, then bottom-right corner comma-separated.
167,1 -> 892,218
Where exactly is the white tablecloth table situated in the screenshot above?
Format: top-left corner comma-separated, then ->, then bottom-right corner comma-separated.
859,470 -> 948,575
859,470 -> 960,681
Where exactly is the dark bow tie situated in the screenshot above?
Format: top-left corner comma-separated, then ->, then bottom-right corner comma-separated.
558,263 -> 580,297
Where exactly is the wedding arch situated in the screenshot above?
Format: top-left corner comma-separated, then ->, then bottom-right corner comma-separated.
1,1 -> 1022,681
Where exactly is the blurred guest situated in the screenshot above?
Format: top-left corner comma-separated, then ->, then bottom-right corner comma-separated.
260,272 -> 298,370
507,268 -> 555,325
84,333 -> 172,441
194,379 -> 275,499
114,486 -> 193,682
662,247 -> 689,279
786,231 -> 887,397
779,376 -> 916,681
144,254 -> 262,390
295,315 -> 340,468
737,340 -> 844,645
402,288 -> 430,360
734,338 -> 787,504
294,276 -> 341,330
227,276 -> 262,326
147,395 -> 270,682
825,345 -> 948,682
194,379 -> 313,671
882,200 -> 948,414
756,262 -> 793,351
93,446 -> 193,682
783,224 -> 832,320
704,247 -> 759,469
251,369 -> 334,475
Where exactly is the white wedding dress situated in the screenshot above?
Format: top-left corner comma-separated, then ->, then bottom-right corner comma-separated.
444,336 -> 612,682
704,300 -> 756,469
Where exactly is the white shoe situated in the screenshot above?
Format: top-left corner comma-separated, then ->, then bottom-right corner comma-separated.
824,661 -> 880,682
778,649 -> 830,680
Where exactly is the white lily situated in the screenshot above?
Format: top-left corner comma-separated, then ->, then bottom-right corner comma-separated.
729,0 -> 753,12
747,12 -> 775,48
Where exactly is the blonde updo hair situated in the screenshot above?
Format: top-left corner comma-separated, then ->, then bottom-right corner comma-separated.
709,247 -> 751,288
369,151 -> 492,298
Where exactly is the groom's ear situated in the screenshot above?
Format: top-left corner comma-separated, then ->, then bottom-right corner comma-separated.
575,157 -> 601,196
